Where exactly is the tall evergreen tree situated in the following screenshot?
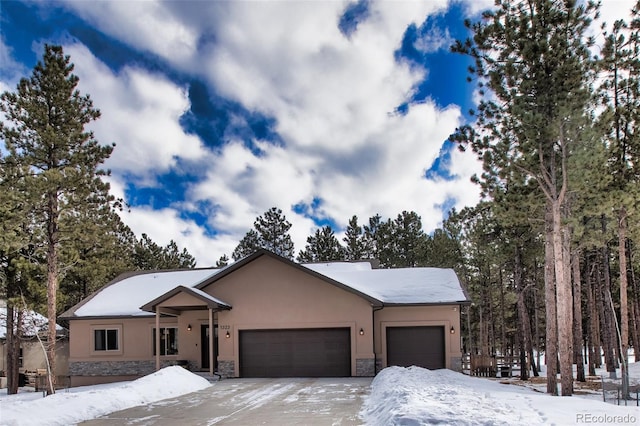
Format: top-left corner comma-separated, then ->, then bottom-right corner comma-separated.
390,211 -> 427,267
254,207 -> 295,259
133,233 -> 196,270
343,215 -> 368,261
232,207 -> 295,260
597,7 -> 640,396
216,254 -> 230,268
232,230 -> 262,261
452,0 -> 598,395
297,226 -> 345,262
0,45 -> 115,394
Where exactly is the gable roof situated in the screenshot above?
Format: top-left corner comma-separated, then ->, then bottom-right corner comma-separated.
59,268 -> 222,319
1,300 -> 66,338
140,285 -> 232,314
195,249 -> 383,306
60,249 -> 469,319
302,262 -> 468,305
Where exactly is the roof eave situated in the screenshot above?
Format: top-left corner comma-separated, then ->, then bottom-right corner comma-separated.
139,285 -> 232,314
382,300 -> 472,307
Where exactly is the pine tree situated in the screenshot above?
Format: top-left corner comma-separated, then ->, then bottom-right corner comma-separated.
216,254 -> 230,267
232,230 -> 262,261
343,215 -> 368,261
232,208 -> 295,260
452,0 -> 598,395
254,207 -> 295,259
391,211 -> 427,267
596,7 -> 640,397
297,226 -> 345,262
133,234 -> 196,270
0,45 -> 115,394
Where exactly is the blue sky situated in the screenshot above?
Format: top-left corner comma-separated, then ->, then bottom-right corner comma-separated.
1,0 -> 631,265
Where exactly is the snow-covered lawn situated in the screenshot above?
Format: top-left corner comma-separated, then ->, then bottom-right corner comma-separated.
1,363 -> 639,425
361,364 -> 640,425
0,366 -> 211,426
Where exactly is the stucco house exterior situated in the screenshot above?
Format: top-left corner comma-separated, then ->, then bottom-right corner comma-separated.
1,300 -> 69,388
60,249 -> 470,386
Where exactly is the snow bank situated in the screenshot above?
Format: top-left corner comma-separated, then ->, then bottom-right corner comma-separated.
361,366 -> 639,426
0,366 -> 211,426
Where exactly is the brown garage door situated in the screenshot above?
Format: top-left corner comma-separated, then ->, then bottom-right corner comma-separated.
386,326 -> 445,370
239,328 -> 351,377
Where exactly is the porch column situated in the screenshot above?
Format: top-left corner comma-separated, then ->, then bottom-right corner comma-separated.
209,308 -> 214,375
155,309 -> 161,371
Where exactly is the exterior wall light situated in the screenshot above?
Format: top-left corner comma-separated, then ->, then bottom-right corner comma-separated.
359,328 -> 364,336
225,331 -> 230,338
187,324 -> 192,331
450,326 -> 455,334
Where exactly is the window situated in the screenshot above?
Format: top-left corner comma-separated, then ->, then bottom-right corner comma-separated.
152,327 -> 178,356
94,328 -> 119,351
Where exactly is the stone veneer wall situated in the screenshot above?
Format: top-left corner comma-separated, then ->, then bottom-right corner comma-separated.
375,358 -> 384,374
217,360 -> 235,378
450,356 -> 462,372
70,360 -> 183,377
355,358 -> 375,377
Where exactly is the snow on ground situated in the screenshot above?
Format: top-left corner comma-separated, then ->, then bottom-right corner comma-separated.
0,363 -> 639,425
361,365 -> 640,426
0,366 -> 211,426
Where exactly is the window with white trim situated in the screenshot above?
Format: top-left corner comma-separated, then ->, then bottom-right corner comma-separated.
94,328 -> 119,351
152,327 -> 178,356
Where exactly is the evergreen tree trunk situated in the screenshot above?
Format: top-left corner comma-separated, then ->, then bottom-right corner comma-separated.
499,268 -> 507,358
545,207 -> 558,395
572,249 -> 585,382
587,252 -> 602,372
515,246 -> 530,380
533,261 -> 542,376
46,189 -> 59,395
630,241 -> 640,356
617,208 -> 629,398
597,245 -> 617,376
552,200 -> 573,395
6,305 -> 19,394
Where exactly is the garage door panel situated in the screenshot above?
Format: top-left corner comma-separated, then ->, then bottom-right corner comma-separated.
386,326 -> 445,370
240,328 -> 351,377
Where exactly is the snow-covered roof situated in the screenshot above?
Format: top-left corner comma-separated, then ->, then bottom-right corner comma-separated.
0,304 -> 65,339
64,253 -> 468,319
71,269 -> 221,317
303,262 -> 466,304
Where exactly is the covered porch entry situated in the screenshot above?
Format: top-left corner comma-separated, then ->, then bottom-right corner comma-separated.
140,285 -> 232,376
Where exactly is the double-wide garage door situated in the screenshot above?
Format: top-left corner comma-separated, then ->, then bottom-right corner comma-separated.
239,328 -> 351,377
386,326 -> 445,370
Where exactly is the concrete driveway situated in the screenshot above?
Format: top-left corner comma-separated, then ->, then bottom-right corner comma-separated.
79,377 -> 372,426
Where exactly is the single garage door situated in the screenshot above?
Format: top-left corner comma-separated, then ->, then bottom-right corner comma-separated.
239,328 -> 351,377
386,326 -> 445,370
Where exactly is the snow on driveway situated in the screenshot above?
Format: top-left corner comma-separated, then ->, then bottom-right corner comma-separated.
3,365 -> 640,425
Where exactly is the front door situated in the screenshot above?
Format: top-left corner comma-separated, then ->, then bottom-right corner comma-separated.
201,324 -> 218,370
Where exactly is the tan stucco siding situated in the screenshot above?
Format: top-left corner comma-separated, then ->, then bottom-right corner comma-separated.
158,292 -> 204,309
0,339 -> 69,377
374,305 -> 462,370
203,256 -> 374,377
68,317 -> 178,361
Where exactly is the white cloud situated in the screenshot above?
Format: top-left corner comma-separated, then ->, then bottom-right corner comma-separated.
60,0 -> 198,65
458,0 -> 495,16
64,43 -> 205,179
11,1 -> 485,264
0,37 -> 28,88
